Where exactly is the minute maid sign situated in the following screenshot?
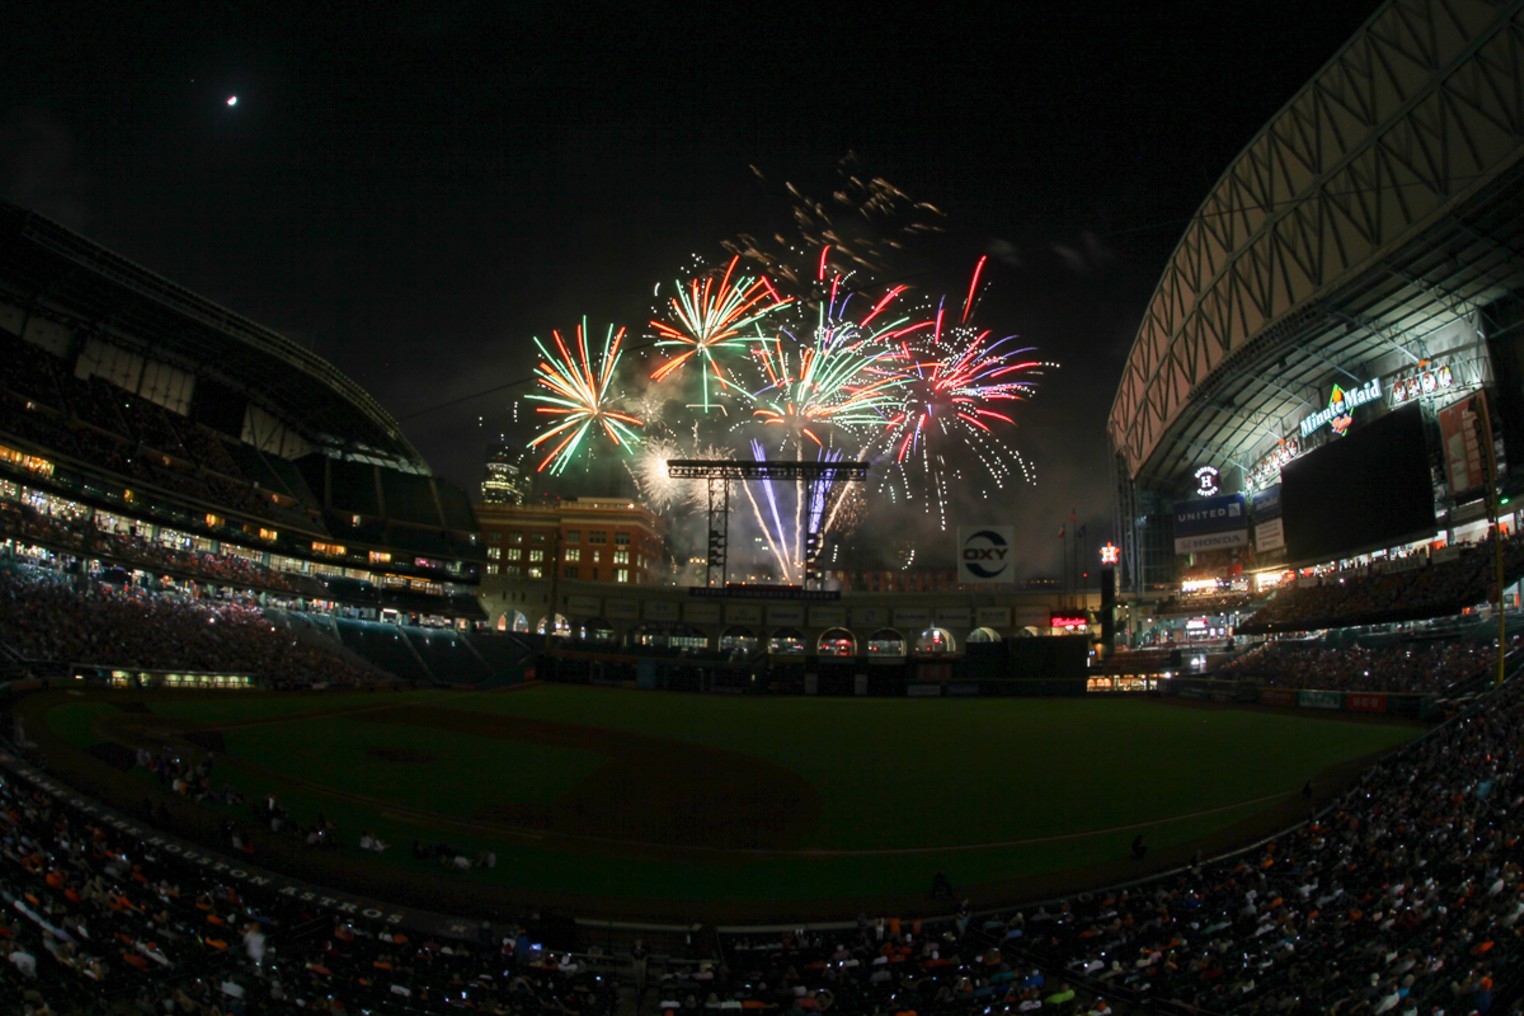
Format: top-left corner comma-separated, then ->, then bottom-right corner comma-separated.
1300,378 -> 1382,438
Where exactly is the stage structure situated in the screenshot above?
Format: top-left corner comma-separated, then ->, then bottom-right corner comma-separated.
666,460 -> 870,587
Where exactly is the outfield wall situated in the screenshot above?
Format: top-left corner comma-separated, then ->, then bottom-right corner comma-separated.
1164,676 -> 1434,718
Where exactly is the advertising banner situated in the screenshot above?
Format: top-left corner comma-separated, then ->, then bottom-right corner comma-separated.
1259,687 -> 1296,707
725,604 -> 762,626
643,598 -> 679,621
1173,494 -> 1247,555
1296,690 -> 1343,710
1175,529 -> 1249,554
766,603 -> 806,626
683,601 -> 721,625
1255,517 -> 1285,553
957,526 -> 1015,584
809,606 -> 847,628
850,606 -> 887,627
605,598 -> 639,620
934,607 -> 971,627
976,607 -> 1012,628
1344,692 -> 1388,714
894,607 -> 931,629
1439,395 -> 1486,496
1174,493 -> 1246,534
1251,484 -> 1282,520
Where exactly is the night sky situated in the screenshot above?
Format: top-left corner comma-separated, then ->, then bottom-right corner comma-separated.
5,2 -> 1379,578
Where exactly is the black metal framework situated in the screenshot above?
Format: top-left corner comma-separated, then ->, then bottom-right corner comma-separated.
666,460 -> 870,586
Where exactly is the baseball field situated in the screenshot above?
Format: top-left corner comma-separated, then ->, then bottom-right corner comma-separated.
21,683 -> 1422,922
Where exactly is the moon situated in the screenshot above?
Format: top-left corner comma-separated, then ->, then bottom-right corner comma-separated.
226,95 -> 238,107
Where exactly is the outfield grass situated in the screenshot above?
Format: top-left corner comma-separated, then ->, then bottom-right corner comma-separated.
32,684 -> 1421,913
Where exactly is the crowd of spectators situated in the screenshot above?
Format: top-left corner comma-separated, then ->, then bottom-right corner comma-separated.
0,761 -> 619,1014
0,334 -> 312,527
5,619 -> 1524,1011
1215,637 -> 1509,693
1153,590 -> 1258,619
0,499 -> 326,599
707,670 -> 1524,1014
1241,536 -> 1524,635
0,563 -> 376,686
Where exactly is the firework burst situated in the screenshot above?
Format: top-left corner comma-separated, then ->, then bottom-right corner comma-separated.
722,152 -> 946,295
649,256 -> 790,411
743,273 -> 914,448
527,318 -> 643,475
871,257 -> 1048,527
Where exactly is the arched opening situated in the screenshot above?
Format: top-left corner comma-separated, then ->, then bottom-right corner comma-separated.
719,626 -> 757,655
914,626 -> 956,655
816,627 -> 856,657
668,623 -> 708,652
967,626 -> 1002,643
535,613 -> 570,637
496,610 -> 530,633
629,622 -> 709,651
767,627 -> 806,655
867,628 -> 906,657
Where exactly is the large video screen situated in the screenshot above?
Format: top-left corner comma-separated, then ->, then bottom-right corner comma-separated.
1280,403 -> 1436,563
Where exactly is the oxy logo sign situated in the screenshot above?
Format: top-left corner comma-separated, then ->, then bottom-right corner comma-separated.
958,526 -> 1015,583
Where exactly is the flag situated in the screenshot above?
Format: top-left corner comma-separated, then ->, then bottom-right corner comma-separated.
1057,525 -> 1066,539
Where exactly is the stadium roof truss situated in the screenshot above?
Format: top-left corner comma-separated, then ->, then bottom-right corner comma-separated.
0,202 -> 426,467
1109,0 -> 1524,492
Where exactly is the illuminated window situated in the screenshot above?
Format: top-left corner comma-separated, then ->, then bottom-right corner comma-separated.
613,550 -> 629,564
564,548 -> 580,562
527,566 -> 543,579
616,568 -> 630,583
487,547 -> 501,560
0,445 -> 55,477
507,548 -> 521,561
509,531 -> 523,544
529,550 -> 544,563
369,550 -> 392,564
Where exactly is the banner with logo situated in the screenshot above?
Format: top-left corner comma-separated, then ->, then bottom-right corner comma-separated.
957,526 -> 1015,584
1438,394 -> 1486,496
1344,692 -> 1387,714
1251,484 -> 1282,520
1296,690 -> 1343,710
1255,517 -> 1285,553
1172,494 -> 1247,555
